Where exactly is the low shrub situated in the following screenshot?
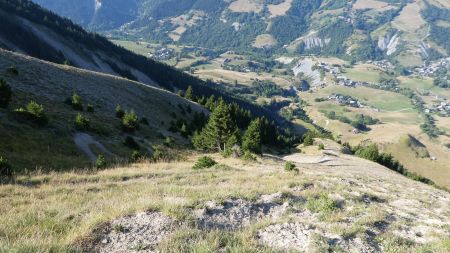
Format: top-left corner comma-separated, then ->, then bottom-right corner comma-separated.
306,193 -> 338,213
151,145 -> 175,163
122,110 -> 139,132
74,113 -> 90,131
130,150 -> 143,162
193,156 -> 217,170
242,150 -> 256,161
71,93 -> 83,111
0,156 -> 12,177
303,132 -> 315,146
285,161 -> 298,172
318,144 -> 325,150
15,101 -> 48,126
163,136 -> 175,147
95,155 -> 107,169
115,104 -> 124,118
0,78 -> 12,108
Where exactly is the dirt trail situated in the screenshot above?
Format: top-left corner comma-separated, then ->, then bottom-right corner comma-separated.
74,132 -> 112,161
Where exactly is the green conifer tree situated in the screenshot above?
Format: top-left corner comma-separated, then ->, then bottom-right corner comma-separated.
193,100 -> 237,152
185,85 -> 194,101
242,118 -> 262,154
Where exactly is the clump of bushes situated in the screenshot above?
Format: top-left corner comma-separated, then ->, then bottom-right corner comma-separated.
74,113 -> 90,131
0,78 -> 12,108
15,101 -> 48,125
0,156 -> 12,177
151,145 -> 176,163
122,110 -> 139,132
306,193 -> 338,214
302,131 -> 316,146
318,143 -> 325,150
285,161 -> 298,173
193,156 -> 217,170
95,155 -> 107,169
130,150 -> 143,162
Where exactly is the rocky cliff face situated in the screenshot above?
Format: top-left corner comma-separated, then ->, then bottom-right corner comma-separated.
378,32 -> 399,56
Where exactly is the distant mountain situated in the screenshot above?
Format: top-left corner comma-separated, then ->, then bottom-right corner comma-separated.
31,0 -> 450,66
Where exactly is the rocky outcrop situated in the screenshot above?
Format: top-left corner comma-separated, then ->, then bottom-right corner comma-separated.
378,33 -> 399,56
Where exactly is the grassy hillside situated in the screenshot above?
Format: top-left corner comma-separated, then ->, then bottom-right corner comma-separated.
1,144 -> 449,252
0,0 -> 286,126
0,49 -> 202,171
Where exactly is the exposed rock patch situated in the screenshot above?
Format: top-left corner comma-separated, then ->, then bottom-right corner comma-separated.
96,211 -> 180,253
258,223 -> 380,252
195,193 -> 288,230
257,223 -> 316,252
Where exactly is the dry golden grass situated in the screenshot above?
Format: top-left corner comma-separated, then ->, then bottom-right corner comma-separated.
253,34 -> 278,48
392,2 -> 426,34
1,150 -> 449,252
267,0 -> 293,18
228,0 -> 263,13
353,0 -> 394,10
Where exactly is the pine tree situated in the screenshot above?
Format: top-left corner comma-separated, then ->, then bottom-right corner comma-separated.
242,118 -> 262,154
180,123 -> 189,138
185,85 -> 194,101
193,100 -> 237,152
205,95 -> 216,111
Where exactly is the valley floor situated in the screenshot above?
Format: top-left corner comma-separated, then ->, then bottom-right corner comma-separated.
1,142 -> 449,252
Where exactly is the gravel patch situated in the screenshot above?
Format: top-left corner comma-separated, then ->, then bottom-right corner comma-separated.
96,211 -> 179,253
194,193 -> 289,230
257,222 -> 316,252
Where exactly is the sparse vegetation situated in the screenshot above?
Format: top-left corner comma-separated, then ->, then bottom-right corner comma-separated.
71,92 -> 83,111
306,193 -> 338,214
193,156 -> 217,170
0,78 -> 12,108
130,150 -> 143,162
95,155 -> 107,169
284,161 -> 298,173
14,101 -> 48,126
115,104 -> 124,118
122,110 -> 139,132
0,156 -> 12,177
74,113 -> 90,131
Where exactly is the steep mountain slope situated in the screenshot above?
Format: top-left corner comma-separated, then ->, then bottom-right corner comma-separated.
32,0 -> 450,66
0,0 -> 285,124
0,49 -> 201,170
